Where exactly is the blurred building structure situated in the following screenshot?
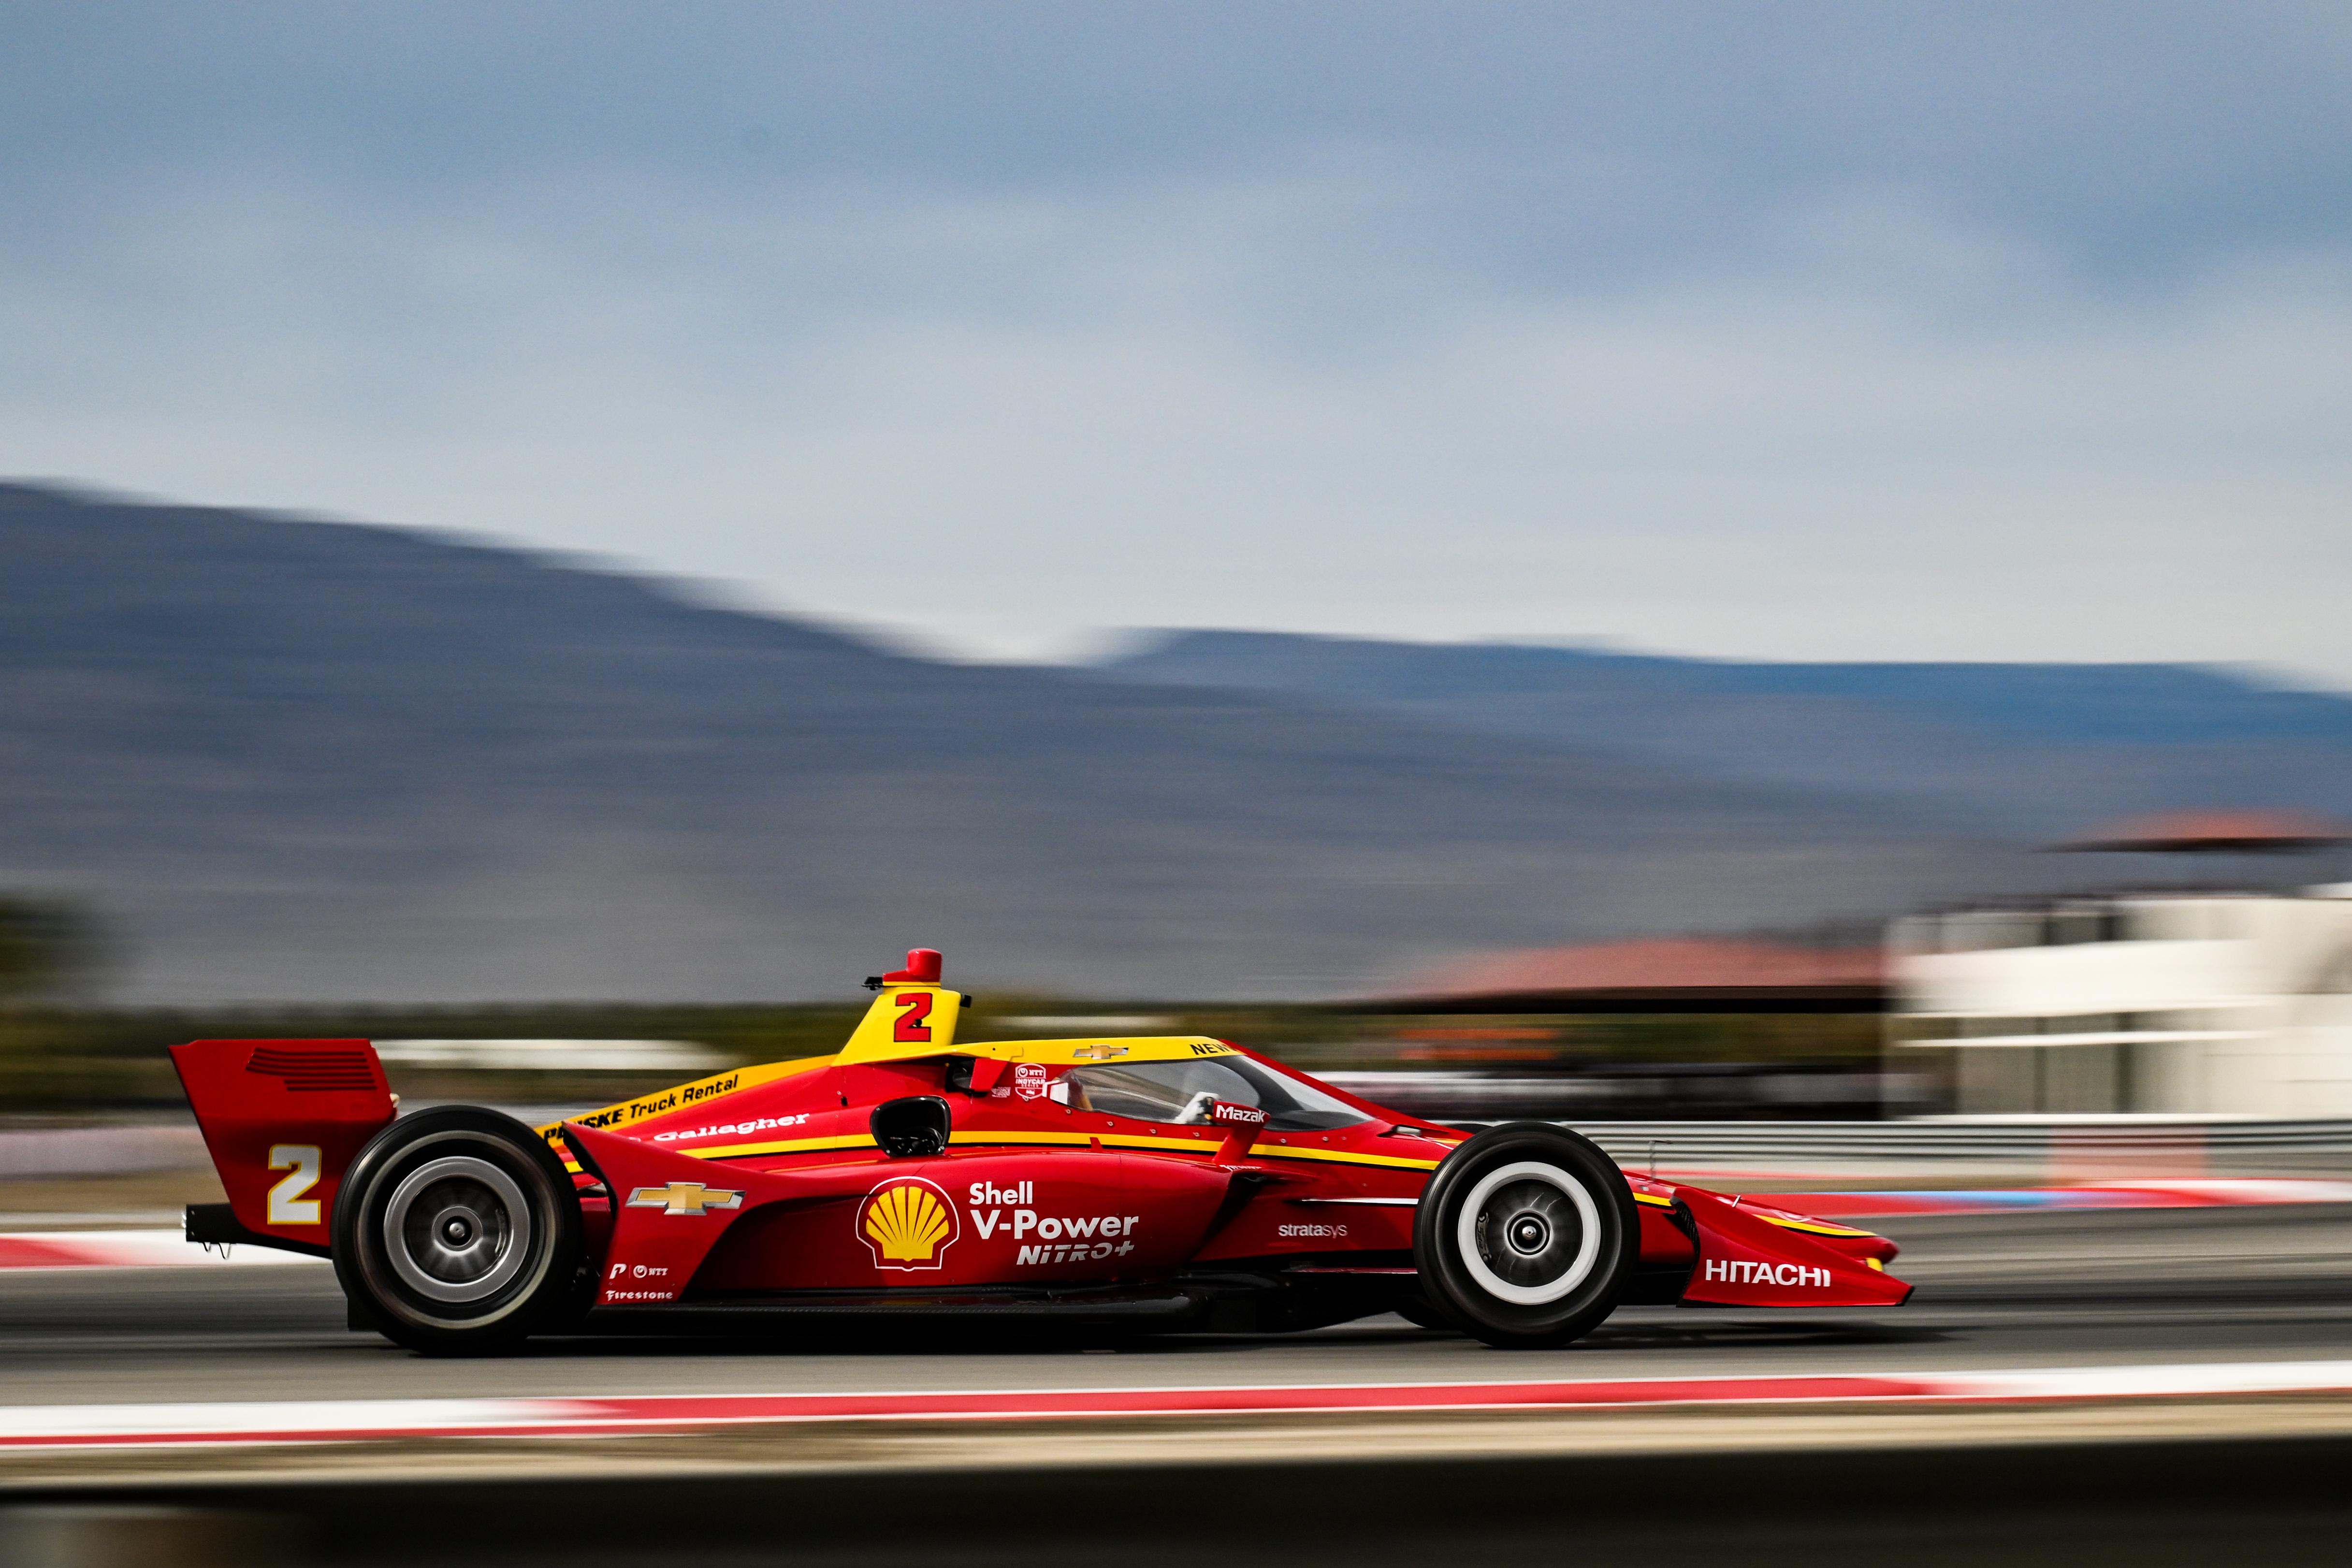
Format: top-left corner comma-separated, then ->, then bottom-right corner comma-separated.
1365,938 -> 1893,1119
1379,938 -> 1887,1014
1891,812 -> 2352,1115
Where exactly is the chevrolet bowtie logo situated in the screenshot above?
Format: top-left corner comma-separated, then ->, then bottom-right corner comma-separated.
625,1181 -> 744,1217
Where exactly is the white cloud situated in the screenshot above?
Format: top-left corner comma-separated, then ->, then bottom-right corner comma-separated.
2,165 -> 2348,680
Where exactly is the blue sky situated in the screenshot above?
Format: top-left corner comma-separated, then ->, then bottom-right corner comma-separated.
4,4 -> 2349,676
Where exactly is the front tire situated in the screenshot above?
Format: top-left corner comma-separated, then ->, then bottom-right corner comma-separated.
1413,1122 -> 1636,1349
332,1106 -> 581,1356
1392,1293 -> 1451,1330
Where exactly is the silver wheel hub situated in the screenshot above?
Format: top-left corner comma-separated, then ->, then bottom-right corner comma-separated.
1457,1161 -> 1603,1307
382,1155 -> 532,1304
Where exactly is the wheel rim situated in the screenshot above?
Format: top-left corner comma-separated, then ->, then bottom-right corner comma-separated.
1455,1160 -> 1602,1307
381,1154 -> 533,1304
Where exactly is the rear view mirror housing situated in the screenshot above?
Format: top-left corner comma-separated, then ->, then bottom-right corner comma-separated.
871,1095 -> 953,1158
944,1056 -> 1008,1096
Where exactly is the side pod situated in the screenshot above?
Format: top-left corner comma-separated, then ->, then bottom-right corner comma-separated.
169,1038 -> 396,1255
563,1121 -> 795,1307
1674,1187 -> 1912,1309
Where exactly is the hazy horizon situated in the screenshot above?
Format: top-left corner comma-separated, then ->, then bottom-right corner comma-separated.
5,6 -> 2348,678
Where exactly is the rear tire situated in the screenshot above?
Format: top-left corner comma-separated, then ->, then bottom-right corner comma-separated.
1412,1122 -> 1636,1349
332,1106 -> 581,1356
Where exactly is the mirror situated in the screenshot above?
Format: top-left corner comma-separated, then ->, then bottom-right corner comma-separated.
871,1095 -> 952,1158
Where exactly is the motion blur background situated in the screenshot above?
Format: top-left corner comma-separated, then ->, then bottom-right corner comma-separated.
7,7 -> 2352,1563
4,2 -> 2352,1135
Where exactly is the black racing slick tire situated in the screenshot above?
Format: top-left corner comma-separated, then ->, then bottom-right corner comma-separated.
1412,1122 -> 1638,1350
331,1106 -> 583,1356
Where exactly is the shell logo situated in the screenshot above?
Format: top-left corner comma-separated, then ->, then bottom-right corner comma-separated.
859,1176 -> 959,1270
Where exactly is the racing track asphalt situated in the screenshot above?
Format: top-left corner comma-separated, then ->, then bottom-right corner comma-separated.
5,1205 -> 2352,1405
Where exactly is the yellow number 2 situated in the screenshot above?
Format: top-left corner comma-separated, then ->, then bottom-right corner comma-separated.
266,1144 -> 323,1225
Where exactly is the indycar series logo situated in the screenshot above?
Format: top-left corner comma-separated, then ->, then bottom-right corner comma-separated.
860,1176 -> 960,1269
1012,1062 -> 1049,1102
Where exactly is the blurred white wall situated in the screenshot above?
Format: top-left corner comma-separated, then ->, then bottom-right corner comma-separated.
1893,888 -> 2352,1114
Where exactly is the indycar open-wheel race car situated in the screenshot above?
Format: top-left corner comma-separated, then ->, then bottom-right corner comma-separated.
171,950 -> 1910,1354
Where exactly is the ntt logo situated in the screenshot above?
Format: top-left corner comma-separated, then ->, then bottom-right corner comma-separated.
1703,1260 -> 1832,1288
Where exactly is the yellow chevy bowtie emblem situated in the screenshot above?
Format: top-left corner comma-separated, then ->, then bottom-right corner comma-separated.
625,1181 -> 744,1217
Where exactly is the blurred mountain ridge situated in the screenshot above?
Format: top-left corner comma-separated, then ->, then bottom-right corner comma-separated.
1099,631 -> 2352,839
0,482 -> 2297,1004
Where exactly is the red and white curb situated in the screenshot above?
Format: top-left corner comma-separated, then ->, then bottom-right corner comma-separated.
1782,1179 -> 2352,1218
4,1362 -> 2352,1451
0,1232 -> 320,1270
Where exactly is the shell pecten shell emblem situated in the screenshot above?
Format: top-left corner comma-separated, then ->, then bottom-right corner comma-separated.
860,1176 -> 959,1270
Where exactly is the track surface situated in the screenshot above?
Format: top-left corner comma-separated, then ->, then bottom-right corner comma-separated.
5,1206 -> 2352,1404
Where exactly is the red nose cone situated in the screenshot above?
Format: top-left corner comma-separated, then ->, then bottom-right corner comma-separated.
882,948 -> 943,984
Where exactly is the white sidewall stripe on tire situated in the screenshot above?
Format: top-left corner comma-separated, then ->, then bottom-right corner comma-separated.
1455,1161 -> 1602,1307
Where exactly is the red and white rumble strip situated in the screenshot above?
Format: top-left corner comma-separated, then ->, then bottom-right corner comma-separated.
4,1362 -> 2352,1450
0,1232 -> 319,1270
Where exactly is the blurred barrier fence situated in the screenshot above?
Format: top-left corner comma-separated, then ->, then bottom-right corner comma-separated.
0,1124 -> 206,1179
10,1111 -> 2352,1183
372,1038 -> 728,1072
1544,1118 -> 2352,1178
1319,1069 -> 1915,1121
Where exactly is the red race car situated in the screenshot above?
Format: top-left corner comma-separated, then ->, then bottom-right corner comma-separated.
173,949 -> 1909,1354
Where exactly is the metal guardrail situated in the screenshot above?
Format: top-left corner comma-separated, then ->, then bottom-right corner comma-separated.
1320,1069 -> 1898,1120
1536,1118 -> 2352,1175
0,1124 -> 207,1180
11,1112 -> 2352,1180
1317,1073 -> 2352,1171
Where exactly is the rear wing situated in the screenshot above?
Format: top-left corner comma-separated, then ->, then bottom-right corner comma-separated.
169,1038 -> 395,1256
